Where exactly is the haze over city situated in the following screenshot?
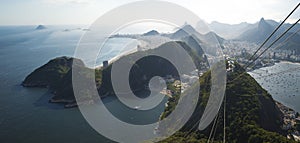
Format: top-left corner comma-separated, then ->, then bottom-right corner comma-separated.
1,0 -> 299,25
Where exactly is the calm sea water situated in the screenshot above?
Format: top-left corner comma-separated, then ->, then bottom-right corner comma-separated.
1,26 -> 299,143
249,62 -> 300,112
0,26 -> 165,143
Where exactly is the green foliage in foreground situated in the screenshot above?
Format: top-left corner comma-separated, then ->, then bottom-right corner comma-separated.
158,62 -> 295,143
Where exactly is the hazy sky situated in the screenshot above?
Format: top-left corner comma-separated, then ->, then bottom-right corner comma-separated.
0,0 -> 299,25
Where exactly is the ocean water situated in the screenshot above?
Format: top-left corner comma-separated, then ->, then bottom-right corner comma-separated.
1,25 -> 299,143
249,62 -> 300,112
0,26 -> 165,143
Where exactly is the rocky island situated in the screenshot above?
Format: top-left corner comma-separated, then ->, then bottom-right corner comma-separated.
35,25 -> 47,30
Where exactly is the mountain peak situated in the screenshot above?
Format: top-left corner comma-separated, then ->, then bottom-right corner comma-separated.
258,17 -> 272,31
171,24 -> 198,39
258,17 -> 267,26
142,30 -> 159,36
181,24 -> 197,34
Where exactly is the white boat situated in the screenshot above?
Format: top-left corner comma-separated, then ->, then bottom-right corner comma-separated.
134,106 -> 141,110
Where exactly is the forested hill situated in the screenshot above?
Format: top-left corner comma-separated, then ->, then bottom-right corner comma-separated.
21,41 -> 205,107
160,62 -> 295,143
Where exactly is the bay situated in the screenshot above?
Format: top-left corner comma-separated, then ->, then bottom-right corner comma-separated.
249,61 -> 300,112
0,26 -> 164,143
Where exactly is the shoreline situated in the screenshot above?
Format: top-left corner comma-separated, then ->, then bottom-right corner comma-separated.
246,59 -> 300,73
95,36 -> 172,69
280,60 -> 300,65
275,100 -> 298,115
275,100 -> 300,141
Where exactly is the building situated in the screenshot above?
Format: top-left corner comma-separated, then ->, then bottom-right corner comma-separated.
103,60 -> 108,68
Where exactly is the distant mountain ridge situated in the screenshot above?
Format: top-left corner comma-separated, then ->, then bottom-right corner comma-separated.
167,24 -> 225,57
208,21 -> 254,39
170,24 -> 225,45
208,18 -> 300,41
236,18 -> 300,54
238,18 -> 275,43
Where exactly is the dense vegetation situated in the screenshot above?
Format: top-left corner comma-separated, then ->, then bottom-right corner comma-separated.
99,41 -> 206,97
22,56 -> 76,89
22,41 -> 205,105
159,62 -> 295,143
22,56 -> 103,104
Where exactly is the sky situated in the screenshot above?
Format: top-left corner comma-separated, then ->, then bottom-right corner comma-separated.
0,0 -> 299,25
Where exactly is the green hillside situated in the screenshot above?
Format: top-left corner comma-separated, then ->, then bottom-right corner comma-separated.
159,62 -> 295,143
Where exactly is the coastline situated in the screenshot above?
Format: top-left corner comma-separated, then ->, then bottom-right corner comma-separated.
275,100 -> 299,117
245,59 -> 300,73
98,48 -> 138,69
95,38 -> 146,69
275,100 -> 300,141
95,35 -> 173,69
280,60 -> 300,65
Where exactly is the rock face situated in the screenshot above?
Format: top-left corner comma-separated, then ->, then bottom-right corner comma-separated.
35,25 -> 47,30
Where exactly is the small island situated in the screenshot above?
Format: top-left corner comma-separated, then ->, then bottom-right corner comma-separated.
35,25 -> 47,30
